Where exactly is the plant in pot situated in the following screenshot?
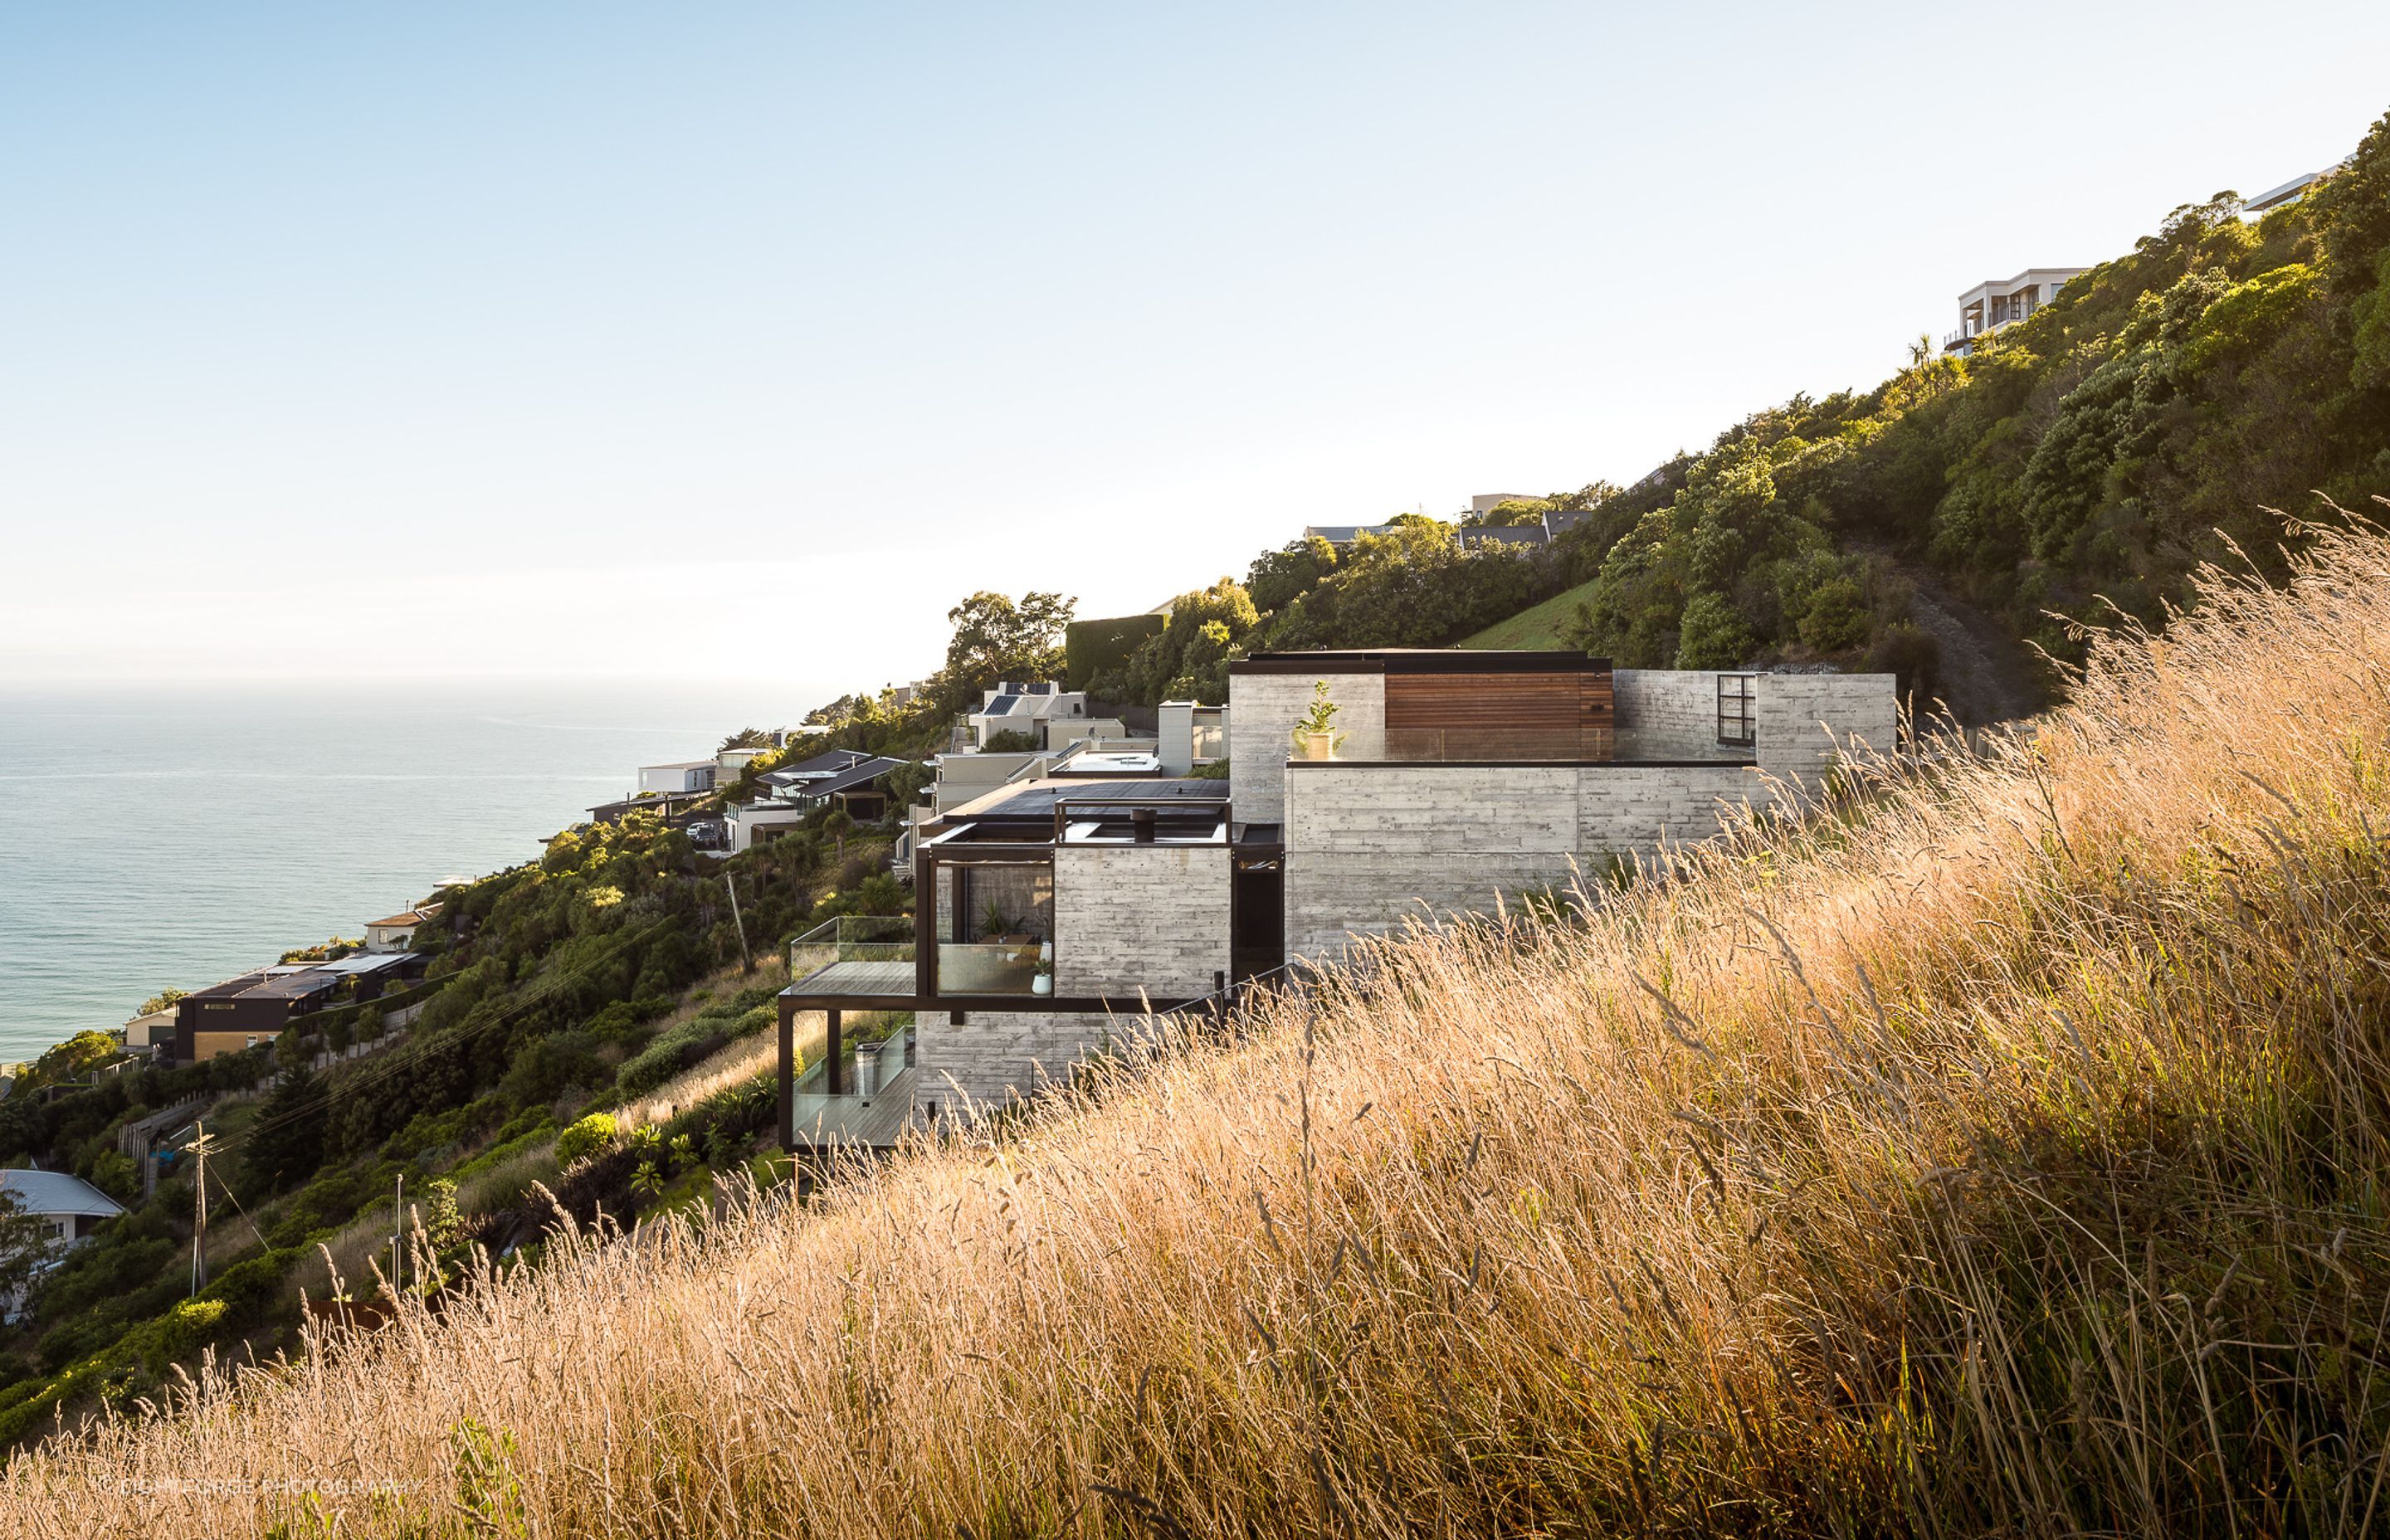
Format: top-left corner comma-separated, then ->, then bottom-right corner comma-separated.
1290,680 -> 1345,762
1032,954 -> 1055,996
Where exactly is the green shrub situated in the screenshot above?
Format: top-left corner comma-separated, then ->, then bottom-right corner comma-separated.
1674,592 -> 1753,670
1797,577 -> 1870,651
556,1114 -> 617,1168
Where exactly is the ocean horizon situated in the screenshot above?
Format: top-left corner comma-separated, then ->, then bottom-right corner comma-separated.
0,676 -> 834,1065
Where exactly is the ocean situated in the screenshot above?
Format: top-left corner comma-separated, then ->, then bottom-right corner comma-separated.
0,679 -> 828,1065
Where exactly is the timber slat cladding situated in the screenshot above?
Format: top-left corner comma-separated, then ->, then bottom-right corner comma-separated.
1383,668 -> 1614,761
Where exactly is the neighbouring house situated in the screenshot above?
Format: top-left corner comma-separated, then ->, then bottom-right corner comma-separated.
637,743 -> 774,797
362,903 -> 441,953
172,953 -> 429,1065
1302,522 -> 1402,546
121,1008 -> 177,1055
0,1169 -> 126,1320
968,682 -> 1091,750
726,749 -> 908,853
586,789 -> 714,826
1456,523 -> 1549,552
1157,700 -> 1228,776
1305,497 -> 1551,550
2242,161 -> 2349,218
779,647 -> 1895,1151
1943,267 -> 2089,354
638,758 -> 719,795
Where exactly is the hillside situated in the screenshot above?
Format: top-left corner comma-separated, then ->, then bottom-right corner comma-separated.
1457,572 -> 1602,650
12,514 -> 2390,1533
1081,105 -> 2390,729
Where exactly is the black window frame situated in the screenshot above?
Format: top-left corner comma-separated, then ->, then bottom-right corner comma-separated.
1716,673 -> 1757,748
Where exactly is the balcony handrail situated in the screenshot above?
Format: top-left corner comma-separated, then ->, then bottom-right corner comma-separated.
788,914 -> 913,947
788,914 -> 917,977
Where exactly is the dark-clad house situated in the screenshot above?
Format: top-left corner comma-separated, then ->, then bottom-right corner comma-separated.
173,952 -> 427,1064
729,749 -> 908,852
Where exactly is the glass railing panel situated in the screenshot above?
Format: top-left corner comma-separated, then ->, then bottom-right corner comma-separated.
935,940 -> 1042,995
788,916 -> 918,989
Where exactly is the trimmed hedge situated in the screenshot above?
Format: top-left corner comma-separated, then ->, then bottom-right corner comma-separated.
1064,613 -> 1164,691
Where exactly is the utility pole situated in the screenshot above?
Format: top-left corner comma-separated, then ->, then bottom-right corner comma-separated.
183,1122 -> 219,1298
392,1173 -> 404,1296
724,874 -> 753,972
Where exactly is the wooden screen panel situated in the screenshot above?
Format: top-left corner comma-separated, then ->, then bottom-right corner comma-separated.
1384,670 -> 1612,761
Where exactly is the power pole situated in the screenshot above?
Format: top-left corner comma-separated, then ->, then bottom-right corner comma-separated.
724,874 -> 753,972
183,1122 -> 219,1298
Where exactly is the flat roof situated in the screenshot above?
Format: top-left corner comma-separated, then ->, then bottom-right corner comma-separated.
943,776 -> 1227,822
246,972 -> 344,1001
307,953 -> 420,977
2245,171 -> 2326,212
1054,752 -> 1162,775
1232,649 -> 1609,675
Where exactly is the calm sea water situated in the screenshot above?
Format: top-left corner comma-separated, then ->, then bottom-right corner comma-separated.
0,679 -> 826,1064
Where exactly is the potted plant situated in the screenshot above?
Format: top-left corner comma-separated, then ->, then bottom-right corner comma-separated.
1290,680 -> 1345,762
979,898 -> 1009,943
1032,955 -> 1055,996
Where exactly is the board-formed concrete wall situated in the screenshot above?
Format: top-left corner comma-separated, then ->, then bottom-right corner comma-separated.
1577,763 -> 1771,851
1055,844 -> 1231,997
1285,764 -> 1578,852
1612,669 -> 1746,761
1757,674 -> 1899,790
1227,670 -> 1385,825
914,1009 -> 1145,1111
1282,760 -> 1773,958
1285,851 -> 1586,957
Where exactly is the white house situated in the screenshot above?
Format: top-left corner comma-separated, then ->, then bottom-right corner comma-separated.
638,758 -> 718,796
968,683 -> 1090,750
0,1169 -> 125,1321
1944,266 -> 2088,354
363,903 -> 440,953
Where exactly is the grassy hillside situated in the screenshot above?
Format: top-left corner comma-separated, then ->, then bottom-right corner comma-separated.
1458,573 -> 1602,650
15,519 -> 2390,1533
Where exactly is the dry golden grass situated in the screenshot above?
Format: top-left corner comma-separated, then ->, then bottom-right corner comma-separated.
12,523 -> 2390,1537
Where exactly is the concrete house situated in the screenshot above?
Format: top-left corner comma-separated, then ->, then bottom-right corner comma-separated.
778,648 -> 1894,1151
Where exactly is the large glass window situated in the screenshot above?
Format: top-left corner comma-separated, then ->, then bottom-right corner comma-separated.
937,860 -> 1052,995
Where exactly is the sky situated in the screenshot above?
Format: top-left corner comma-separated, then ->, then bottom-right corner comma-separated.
3,2 -> 2386,703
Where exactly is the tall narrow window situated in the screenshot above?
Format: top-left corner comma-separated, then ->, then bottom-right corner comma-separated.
1717,673 -> 1757,748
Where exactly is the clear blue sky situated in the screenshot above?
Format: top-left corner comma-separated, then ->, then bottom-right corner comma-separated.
4,2 -> 2384,699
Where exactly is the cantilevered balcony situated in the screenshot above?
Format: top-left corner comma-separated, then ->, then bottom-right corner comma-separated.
786,915 -> 915,997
